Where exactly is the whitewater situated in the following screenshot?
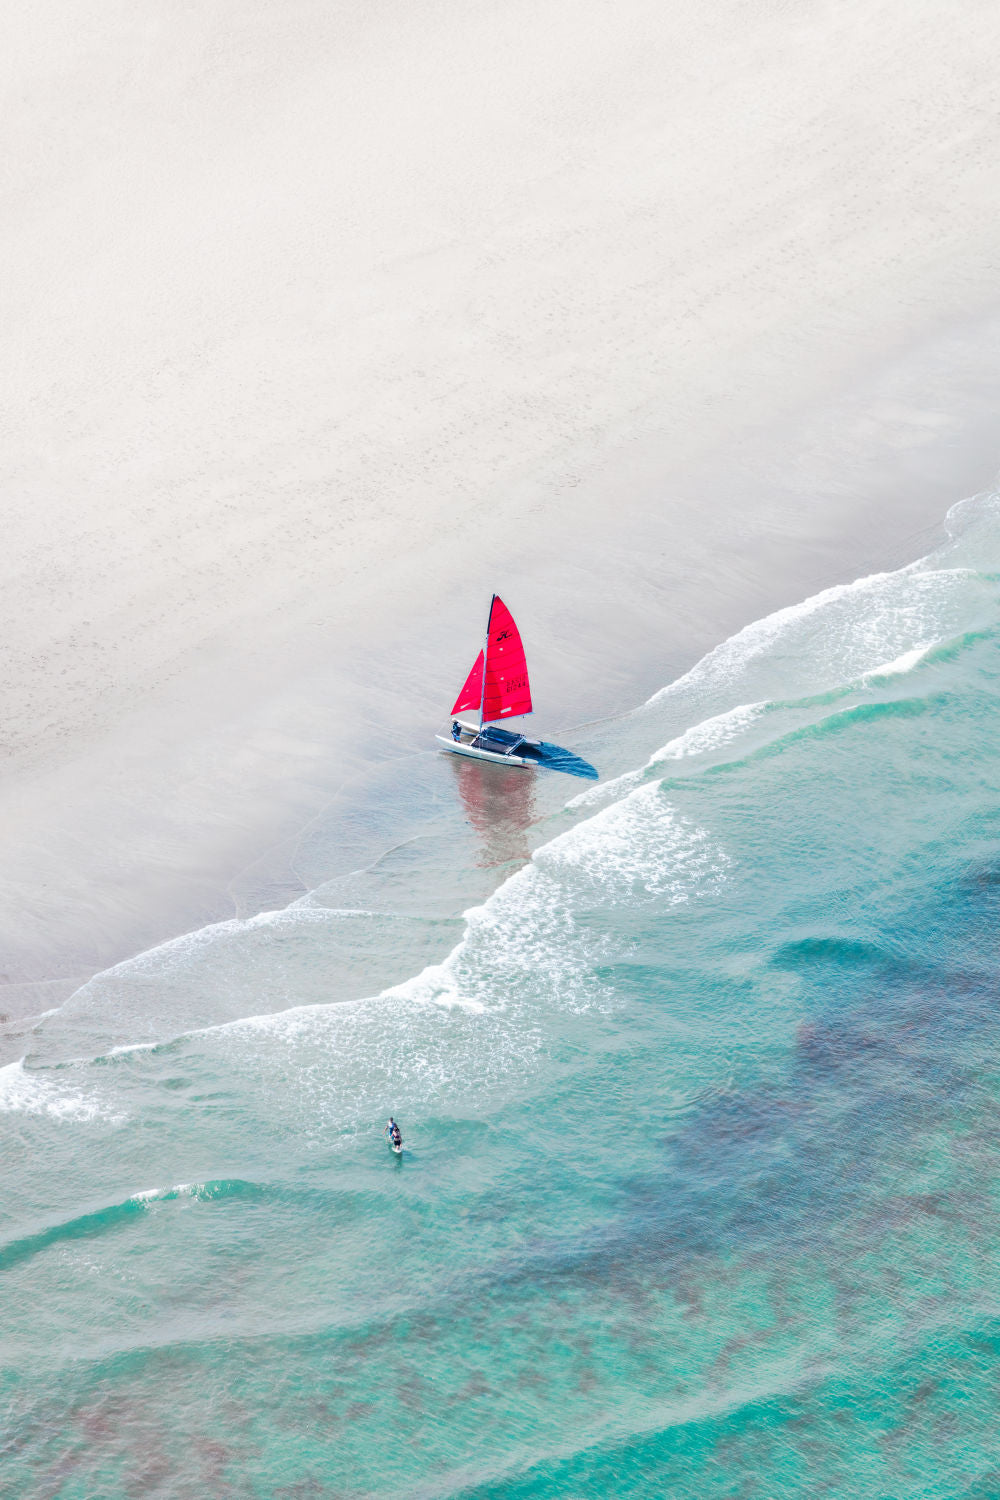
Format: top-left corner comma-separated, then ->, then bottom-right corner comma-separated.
5,490 -> 1000,1496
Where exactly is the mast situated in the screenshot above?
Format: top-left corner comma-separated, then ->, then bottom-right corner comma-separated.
478,593 -> 495,730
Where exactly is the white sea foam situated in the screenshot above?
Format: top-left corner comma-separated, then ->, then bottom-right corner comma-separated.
66,903 -> 338,996
207,769 -> 730,1094
939,486 -> 1000,567
642,566 -> 982,717
366,777 -> 730,1027
0,1006 -> 61,1028
0,1057 -> 125,1124
568,703 -> 764,812
574,633 -> 939,821
569,563 -> 979,821
536,781 -> 730,906
862,642 -> 935,681
371,857 -> 603,1016
654,703 -> 766,763
30,901 -> 442,1069
131,1183 -> 196,1203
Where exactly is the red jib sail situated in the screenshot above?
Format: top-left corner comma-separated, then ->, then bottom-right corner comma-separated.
450,651 -> 485,716
450,595 -> 533,723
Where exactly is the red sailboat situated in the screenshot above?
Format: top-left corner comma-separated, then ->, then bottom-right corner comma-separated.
437,595 -> 544,768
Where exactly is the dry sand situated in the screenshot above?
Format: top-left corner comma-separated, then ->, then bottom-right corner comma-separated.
2,0 -> 999,991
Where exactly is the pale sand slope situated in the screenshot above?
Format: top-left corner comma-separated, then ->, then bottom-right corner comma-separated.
1,0 -> 999,989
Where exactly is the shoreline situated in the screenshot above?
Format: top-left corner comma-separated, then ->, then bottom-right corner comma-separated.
2,304 -> 997,1001
3,0 -> 1000,994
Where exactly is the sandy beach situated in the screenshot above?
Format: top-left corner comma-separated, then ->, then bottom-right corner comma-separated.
3,0 -> 1000,992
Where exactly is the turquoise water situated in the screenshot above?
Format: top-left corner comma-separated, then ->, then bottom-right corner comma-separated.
6,492 -> 1000,1496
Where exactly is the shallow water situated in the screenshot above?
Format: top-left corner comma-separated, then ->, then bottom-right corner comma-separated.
5,491 -> 1000,1497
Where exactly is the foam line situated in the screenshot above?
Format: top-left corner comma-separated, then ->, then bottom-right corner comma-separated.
568,702 -> 764,812
862,642 -> 935,680
0,1057 -> 124,1123
639,565 -> 981,718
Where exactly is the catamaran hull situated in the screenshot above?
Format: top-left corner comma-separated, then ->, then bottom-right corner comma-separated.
435,735 -> 534,768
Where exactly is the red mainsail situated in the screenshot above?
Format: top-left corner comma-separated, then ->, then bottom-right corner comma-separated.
482,595 -> 532,721
450,595 -> 533,723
